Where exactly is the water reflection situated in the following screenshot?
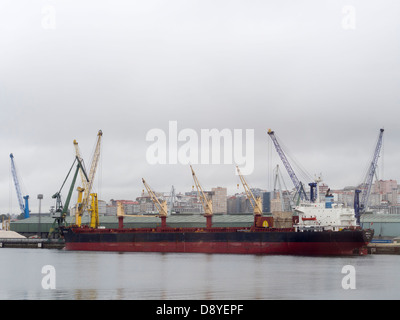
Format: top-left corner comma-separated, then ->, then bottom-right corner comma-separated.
0,249 -> 400,299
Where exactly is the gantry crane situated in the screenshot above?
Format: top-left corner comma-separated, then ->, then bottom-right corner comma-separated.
236,165 -> 263,216
49,156 -> 89,238
142,178 -> 168,227
354,128 -> 384,224
267,129 -> 309,201
190,165 -> 213,228
10,153 -> 30,219
74,130 -> 103,227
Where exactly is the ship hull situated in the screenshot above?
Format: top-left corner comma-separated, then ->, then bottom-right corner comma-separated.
62,227 -> 373,256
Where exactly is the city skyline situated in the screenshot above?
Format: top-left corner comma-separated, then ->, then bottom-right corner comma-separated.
11,177 -> 400,218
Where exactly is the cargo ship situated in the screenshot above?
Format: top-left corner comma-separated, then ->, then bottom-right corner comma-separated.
61,169 -> 373,255
61,220 -> 373,255
61,188 -> 374,256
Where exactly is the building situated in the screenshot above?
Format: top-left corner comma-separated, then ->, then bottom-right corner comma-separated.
227,194 -> 252,214
373,180 -> 398,195
211,187 -> 227,214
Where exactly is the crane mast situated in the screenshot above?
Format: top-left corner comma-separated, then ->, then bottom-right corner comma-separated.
190,165 -> 213,228
10,153 -> 30,218
142,178 -> 168,227
75,130 -> 103,226
355,128 -> 384,224
236,166 -> 262,216
267,129 -> 308,201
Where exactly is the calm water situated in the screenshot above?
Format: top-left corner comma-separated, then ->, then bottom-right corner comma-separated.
0,248 -> 399,300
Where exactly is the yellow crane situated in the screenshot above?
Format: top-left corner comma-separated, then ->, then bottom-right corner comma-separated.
74,130 -> 103,227
236,165 -> 262,216
88,193 -> 99,228
190,165 -> 213,228
73,139 -> 87,226
142,178 -> 168,227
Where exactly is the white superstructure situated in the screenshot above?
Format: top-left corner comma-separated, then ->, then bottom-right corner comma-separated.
294,180 -> 357,231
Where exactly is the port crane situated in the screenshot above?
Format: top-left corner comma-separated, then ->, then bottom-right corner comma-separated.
236,166 -> 263,216
354,128 -> 384,224
49,156 -> 89,238
74,130 -> 103,227
142,178 -> 168,227
267,129 -> 309,201
10,153 -> 30,219
190,165 -> 213,228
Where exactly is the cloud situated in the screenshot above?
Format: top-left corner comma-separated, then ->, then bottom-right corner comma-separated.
1,0 -> 400,214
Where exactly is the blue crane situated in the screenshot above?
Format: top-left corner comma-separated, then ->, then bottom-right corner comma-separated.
10,153 -> 30,219
354,128 -> 384,224
267,129 -> 309,201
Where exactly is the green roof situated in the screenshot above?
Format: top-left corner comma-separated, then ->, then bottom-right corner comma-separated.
10,214 -> 257,232
361,214 -> 400,223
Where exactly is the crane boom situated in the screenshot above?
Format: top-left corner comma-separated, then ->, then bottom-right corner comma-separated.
236,166 -> 262,215
267,129 -> 308,201
355,128 -> 384,224
73,139 -> 88,192
142,178 -> 168,217
75,130 -> 103,226
10,153 -> 30,218
190,165 -> 212,216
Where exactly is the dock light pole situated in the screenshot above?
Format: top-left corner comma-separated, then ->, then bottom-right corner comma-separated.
38,194 -> 43,238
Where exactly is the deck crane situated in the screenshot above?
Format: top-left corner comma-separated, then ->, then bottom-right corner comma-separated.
355,128 -> 384,225
236,166 -> 263,216
10,153 -> 30,219
74,130 -> 103,227
267,129 -> 309,201
190,165 -> 213,228
49,156 -> 89,238
142,178 -> 168,227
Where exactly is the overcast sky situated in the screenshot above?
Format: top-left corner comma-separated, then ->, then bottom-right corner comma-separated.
1,0 -> 399,214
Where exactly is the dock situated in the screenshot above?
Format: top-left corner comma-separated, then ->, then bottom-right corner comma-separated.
0,238 -> 65,249
368,242 -> 400,255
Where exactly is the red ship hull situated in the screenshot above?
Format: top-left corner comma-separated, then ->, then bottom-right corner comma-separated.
62,226 -> 374,256
65,241 -> 368,255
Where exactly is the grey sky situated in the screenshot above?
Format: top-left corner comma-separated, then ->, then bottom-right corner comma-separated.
1,0 -> 399,214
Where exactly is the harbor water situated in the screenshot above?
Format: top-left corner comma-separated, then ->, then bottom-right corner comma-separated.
0,248 -> 399,300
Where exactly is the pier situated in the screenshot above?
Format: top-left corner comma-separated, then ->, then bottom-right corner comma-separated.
0,238 -> 65,249
368,242 -> 400,255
